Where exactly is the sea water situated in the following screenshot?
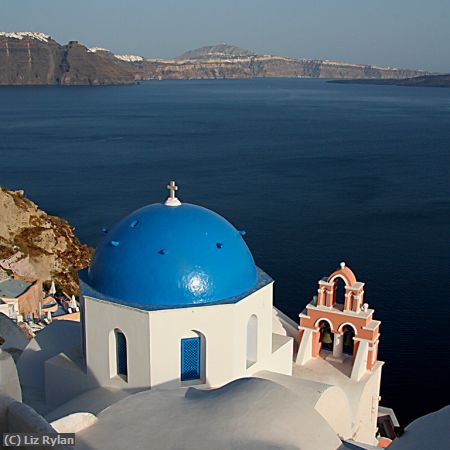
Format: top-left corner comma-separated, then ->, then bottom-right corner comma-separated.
1,78 -> 449,425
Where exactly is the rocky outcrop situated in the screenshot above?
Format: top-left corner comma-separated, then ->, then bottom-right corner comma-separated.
0,188 -> 92,294
0,32 -> 138,85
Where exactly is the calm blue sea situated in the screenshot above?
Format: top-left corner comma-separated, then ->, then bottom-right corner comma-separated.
0,79 -> 449,425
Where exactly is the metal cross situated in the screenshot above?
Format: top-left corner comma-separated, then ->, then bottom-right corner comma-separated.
167,180 -> 178,199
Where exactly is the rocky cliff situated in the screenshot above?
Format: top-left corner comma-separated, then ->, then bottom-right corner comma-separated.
0,32 -> 137,85
136,56 -> 427,80
132,44 -> 429,80
59,44 -> 138,85
0,35 -> 429,85
0,187 -> 92,294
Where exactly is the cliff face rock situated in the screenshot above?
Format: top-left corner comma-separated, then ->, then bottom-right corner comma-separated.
135,47 -> 428,80
0,32 -> 137,85
0,35 -> 430,84
59,43 -> 138,85
0,187 -> 93,294
0,33 -> 63,84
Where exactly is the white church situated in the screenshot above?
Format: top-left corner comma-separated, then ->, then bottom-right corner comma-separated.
3,181 -> 446,450
79,181 -> 292,391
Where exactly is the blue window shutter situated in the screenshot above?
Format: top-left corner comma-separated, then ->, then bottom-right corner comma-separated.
181,337 -> 201,381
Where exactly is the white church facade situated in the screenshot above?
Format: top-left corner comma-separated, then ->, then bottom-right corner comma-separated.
82,276 -> 292,390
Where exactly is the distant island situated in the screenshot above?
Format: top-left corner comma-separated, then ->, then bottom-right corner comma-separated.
330,73 -> 450,88
0,32 -> 431,86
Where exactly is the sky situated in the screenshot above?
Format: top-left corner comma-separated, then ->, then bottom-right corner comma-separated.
1,0 -> 449,72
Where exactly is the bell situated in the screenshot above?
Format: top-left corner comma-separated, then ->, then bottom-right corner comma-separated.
344,333 -> 353,347
321,331 -> 333,344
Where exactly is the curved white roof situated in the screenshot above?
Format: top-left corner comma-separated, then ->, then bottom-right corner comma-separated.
75,378 -> 343,450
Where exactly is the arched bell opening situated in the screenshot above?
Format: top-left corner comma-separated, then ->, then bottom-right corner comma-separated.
342,325 -> 355,355
319,320 -> 334,352
333,277 -> 346,306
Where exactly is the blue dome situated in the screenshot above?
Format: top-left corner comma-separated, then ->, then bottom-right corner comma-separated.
82,203 -> 258,309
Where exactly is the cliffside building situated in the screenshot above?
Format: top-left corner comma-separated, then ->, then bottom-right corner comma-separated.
0,274 -> 42,320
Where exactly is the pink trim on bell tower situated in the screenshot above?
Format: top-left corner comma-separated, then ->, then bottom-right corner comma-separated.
296,262 -> 381,381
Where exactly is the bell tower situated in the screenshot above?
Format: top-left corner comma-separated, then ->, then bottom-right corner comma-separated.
296,263 -> 380,381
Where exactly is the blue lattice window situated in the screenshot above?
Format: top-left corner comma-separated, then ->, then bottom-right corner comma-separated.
181,337 -> 201,381
115,330 -> 128,378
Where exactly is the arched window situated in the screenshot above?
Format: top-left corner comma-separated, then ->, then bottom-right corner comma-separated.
342,325 -> 355,355
115,329 -> 128,379
181,331 -> 206,383
246,315 -> 258,368
334,277 -> 346,305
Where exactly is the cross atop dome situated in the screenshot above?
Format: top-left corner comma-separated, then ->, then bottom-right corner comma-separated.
165,180 -> 181,207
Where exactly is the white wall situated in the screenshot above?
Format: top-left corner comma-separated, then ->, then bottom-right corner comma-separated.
84,281 -> 292,391
0,350 -> 22,401
0,393 -> 58,450
315,386 -> 353,440
267,334 -> 293,375
149,303 -> 235,388
352,364 -> 383,445
84,297 -> 151,390
0,304 -> 10,318
44,353 -> 90,409
233,283 -> 275,378
148,282 -> 283,388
